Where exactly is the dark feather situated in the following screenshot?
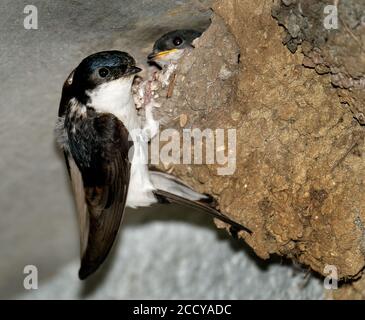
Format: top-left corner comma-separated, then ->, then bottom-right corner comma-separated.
153,189 -> 252,235
64,109 -> 132,280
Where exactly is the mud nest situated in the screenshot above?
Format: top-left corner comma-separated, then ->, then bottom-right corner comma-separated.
149,0 -> 365,297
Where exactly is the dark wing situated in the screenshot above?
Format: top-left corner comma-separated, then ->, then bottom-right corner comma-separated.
149,170 -> 252,235
153,189 -> 252,235
66,111 -> 132,280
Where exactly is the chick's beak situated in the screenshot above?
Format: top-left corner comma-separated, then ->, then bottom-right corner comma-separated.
148,49 -> 179,61
147,52 -> 157,60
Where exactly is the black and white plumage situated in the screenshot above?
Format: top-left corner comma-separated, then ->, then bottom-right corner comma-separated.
148,29 -> 202,67
56,51 -> 251,280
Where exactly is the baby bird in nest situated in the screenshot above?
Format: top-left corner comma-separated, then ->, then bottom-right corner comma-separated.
133,29 -> 202,114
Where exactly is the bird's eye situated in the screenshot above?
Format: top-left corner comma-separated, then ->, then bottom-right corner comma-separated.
173,37 -> 183,46
98,68 -> 110,78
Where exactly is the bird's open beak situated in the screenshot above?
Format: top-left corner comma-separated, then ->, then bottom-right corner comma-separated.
148,49 -> 179,61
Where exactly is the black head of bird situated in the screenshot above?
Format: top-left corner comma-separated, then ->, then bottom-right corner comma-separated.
147,29 -> 202,67
61,51 -> 142,107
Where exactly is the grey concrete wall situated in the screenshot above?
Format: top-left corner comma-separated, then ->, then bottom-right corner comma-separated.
0,0 -> 323,299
